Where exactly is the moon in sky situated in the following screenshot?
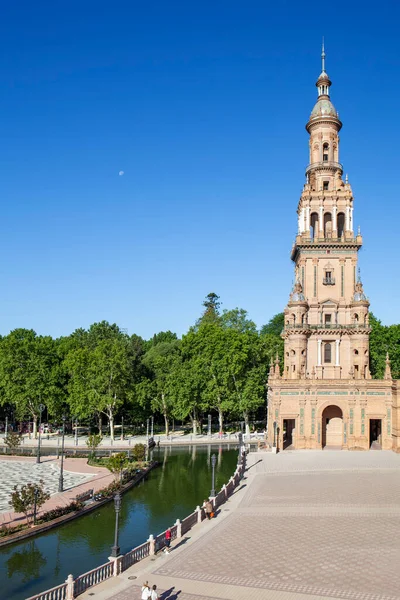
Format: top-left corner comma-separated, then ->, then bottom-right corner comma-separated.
119,171 -> 124,176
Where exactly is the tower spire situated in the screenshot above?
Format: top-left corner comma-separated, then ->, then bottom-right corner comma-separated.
321,37 -> 326,73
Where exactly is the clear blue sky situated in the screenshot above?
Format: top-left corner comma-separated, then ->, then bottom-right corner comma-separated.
0,0 -> 399,339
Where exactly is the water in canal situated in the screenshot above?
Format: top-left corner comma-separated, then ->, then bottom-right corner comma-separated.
0,445 -> 238,600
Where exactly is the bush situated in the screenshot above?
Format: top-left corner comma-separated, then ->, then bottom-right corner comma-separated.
9,480 -> 50,526
38,501 -> 84,523
132,443 -> 146,461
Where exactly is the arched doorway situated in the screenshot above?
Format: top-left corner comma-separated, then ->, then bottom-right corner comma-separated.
322,405 -> 343,448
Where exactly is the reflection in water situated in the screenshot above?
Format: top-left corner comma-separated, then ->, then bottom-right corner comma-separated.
7,540 -> 46,583
0,446 -> 237,600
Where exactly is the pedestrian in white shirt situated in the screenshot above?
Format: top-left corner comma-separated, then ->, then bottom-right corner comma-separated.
141,581 -> 150,599
150,584 -> 159,599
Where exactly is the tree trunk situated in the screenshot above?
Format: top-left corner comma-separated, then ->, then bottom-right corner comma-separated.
218,407 -> 224,435
243,411 -> 250,437
98,414 -> 102,436
109,414 -> 114,442
192,410 -> 198,436
162,393 -> 169,436
32,416 -> 38,439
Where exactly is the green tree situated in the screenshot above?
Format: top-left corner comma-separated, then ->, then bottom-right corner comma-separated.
195,292 -> 221,327
9,480 -> 50,526
86,433 -> 102,458
4,431 -> 22,452
0,330 -> 63,437
260,313 -> 285,336
64,322 -> 143,441
141,339 -> 181,435
220,308 -> 257,333
106,452 -> 128,482
132,443 -> 146,461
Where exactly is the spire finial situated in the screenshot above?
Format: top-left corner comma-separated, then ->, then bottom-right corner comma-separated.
357,267 -> 361,282
321,37 -> 326,73
345,173 -> 349,184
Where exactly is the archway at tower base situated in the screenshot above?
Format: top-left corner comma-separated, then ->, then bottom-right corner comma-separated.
322,405 -> 343,448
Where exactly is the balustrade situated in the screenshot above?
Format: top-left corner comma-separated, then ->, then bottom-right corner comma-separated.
28,454 -> 247,600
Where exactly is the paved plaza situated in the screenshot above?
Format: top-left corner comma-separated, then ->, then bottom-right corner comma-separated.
0,459 -> 94,513
79,450 -> 400,600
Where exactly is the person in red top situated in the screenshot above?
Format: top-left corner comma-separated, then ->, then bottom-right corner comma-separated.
163,528 -> 172,554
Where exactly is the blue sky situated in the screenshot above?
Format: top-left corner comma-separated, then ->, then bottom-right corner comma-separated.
0,0 -> 399,339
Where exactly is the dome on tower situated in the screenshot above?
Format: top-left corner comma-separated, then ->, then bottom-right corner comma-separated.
310,98 -> 338,119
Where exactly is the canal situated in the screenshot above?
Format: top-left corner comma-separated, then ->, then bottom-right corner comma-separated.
0,445 -> 238,600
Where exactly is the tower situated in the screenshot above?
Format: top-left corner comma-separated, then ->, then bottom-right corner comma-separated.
282,43 -> 370,381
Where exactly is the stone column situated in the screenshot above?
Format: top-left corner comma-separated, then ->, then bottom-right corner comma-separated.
350,207 -> 353,233
317,339 -> 322,366
346,206 -> 350,231
332,205 -> 337,235
306,206 -> 310,232
319,205 -> 324,233
66,575 -> 75,600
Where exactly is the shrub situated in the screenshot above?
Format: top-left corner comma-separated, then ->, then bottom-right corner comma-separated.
9,480 -> 50,526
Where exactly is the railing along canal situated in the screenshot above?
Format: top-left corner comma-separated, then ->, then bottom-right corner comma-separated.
26,453 -> 247,600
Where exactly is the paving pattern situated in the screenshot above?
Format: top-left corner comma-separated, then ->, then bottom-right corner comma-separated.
110,586 -> 217,600
153,452 -> 400,600
0,460 -> 93,512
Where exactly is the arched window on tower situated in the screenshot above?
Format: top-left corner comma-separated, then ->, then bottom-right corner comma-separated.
324,212 -> 332,238
323,143 -> 329,162
310,212 -> 319,240
324,343 -> 332,363
337,212 -> 345,238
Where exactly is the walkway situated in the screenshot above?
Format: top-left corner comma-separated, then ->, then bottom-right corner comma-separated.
0,455 -> 113,527
78,450 -> 400,600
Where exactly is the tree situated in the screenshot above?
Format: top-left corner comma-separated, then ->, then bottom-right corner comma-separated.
4,431 -> 22,452
9,480 -> 50,526
260,313 -> 285,336
220,308 -> 257,333
140,339 -> 181,435
106,452 -> 128,482
64,322 -> 142,441
195,292 -> 221,327
132,443 -> 146,461
0,330 -> 63,437
86,434 -> 102,458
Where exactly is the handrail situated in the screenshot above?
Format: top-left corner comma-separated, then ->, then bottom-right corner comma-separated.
305,161 -> 343,174
27,453 -> 247,600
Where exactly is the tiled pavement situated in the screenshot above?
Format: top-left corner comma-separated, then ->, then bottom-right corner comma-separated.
78,450 -> 400,600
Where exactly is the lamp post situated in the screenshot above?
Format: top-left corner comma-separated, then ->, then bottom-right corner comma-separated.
237,432 -> 243,466
121,416 -> 124,441
110,492 -> 122,557
210,454 -> 217,498
208,414 -> 211,438
58,415 -> 66,493
151,416 -> 154,438
273,421 -> 277,448
36,404 -> 45,464
74,418 -> 78,446
33,487 -> 39,525
5,416 -> 8,437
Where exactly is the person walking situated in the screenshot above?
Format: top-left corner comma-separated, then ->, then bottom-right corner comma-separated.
163,527 -> 171,554
204,498 -> 213,520
141,581 -> 151,599
150,584 -> 159,600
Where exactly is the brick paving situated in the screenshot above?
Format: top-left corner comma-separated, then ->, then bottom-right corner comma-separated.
79,450 -> 400,600
0,455 -> 114,526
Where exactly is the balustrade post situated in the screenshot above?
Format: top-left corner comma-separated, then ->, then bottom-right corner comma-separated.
148,534 -> 155,556
196,505 -> 202,524
223,483 -> 227,499
65,574 -> 75,600
175,518 -> 182,538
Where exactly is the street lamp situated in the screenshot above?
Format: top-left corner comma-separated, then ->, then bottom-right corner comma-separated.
36,404 -> 45,464
273,421 -> 277,448
210,454 -> 217,498
110,492 -> 122,557
237,432 -> 243,466
58,415 -> 66,493
33,487 -> 39,525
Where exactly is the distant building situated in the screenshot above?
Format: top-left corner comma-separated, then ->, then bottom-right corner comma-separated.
267,45 -> 399,451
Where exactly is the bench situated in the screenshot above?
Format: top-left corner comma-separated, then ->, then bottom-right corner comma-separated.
75,489 -> 94,503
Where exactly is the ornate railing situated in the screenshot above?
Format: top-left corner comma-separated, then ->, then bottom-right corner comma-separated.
26,582 -> 67,600
73,561 -> 114,596
26,453 -> 247,600
305,161 -> 343,175
284,323 -> 370,331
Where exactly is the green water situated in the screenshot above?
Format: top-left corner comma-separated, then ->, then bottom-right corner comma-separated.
0,445 -> 238,600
